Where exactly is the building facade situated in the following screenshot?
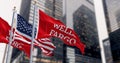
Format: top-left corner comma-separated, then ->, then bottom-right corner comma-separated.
65,0 -> 102,63
103,0 -> 120,63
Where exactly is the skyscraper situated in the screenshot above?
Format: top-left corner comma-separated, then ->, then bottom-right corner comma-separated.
65,0 -> 102,63
103,0 -> 120,63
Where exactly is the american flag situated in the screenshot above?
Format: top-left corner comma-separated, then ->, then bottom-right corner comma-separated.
17,14 -> 37,38
13,14 -> 55,57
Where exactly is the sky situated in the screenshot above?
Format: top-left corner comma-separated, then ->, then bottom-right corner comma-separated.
0,0 -> 21,24
0,0 -> 21,62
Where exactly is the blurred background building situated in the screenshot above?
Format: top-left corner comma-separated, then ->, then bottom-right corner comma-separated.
65,0 -> 102,63
103,0 -> 120,63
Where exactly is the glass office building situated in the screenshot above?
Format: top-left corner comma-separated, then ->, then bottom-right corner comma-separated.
109,29 -> 120,63
73,5 -> 100,58
103,0 -> 120,63
65,0 -> 102,63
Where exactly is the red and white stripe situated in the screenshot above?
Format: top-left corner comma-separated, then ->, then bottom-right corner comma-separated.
13,30 -> 55,56
35,38 -> 56,56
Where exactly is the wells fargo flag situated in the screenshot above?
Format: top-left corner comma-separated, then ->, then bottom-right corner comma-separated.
37,10 -> 86,54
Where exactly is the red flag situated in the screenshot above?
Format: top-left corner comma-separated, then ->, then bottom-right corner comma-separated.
0,17 -> 10,43
37,10 -> 85,54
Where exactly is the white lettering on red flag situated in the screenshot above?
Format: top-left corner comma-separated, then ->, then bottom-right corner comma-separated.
37,10 -> 85,54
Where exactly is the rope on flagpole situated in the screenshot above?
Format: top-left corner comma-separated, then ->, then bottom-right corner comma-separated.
6,6 -> 16,63
29,1 -> 37,63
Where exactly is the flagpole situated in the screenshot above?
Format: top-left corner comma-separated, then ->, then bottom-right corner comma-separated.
2,45 -> 7,63
6,7 -> 16,63
29,1 -> 36,63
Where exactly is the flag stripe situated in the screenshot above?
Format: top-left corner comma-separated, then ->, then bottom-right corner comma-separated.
35,40 -> 55,51
38,39 -> 55,48
15,30 -> 55,50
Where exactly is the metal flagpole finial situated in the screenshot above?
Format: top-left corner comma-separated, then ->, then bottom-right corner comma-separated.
13,6 -> 16,11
